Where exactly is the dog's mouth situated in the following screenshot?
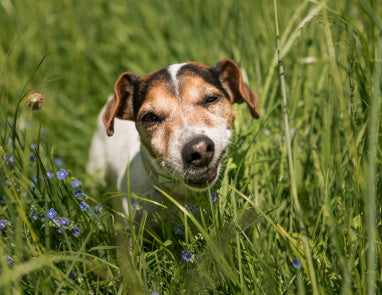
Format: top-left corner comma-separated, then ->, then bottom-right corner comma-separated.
184,166 -> 219,188
182,149 -> 226,190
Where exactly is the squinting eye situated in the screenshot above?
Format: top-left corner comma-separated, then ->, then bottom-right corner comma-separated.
204,95 -> 221,106
140,112 -> 162,126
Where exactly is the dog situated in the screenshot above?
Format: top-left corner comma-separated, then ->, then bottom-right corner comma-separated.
88,59 -> 259,224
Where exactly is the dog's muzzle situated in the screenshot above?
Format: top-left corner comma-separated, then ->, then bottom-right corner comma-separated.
182,135 -> 215,168
181,135 -> 221,189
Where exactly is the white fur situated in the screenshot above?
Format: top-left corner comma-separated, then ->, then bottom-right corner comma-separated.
167,63 -> 186,93
87,104 -> 152,213
167,123 -> 232,173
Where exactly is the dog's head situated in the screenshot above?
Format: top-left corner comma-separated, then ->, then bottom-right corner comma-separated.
103,59 -> 259,191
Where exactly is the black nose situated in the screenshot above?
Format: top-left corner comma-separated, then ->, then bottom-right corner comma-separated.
182,136 -> 215,168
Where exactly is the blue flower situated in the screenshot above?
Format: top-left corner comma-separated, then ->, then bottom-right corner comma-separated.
68,273 -> 78,280
182,250 -> 192,262
6,155 -> 14,164
186,204 -> 196,213
31,144 -> 37,151
151,292 -> 159,295
174,226 -> 183,235
5,178 -> 13,186
0,220 -> 5,229
30,155 -> 37,162
71,226 -> 80,236
71,179 -> 82,188
40,216 -> 45,222
96,204 -> 103,215
292,257 -> 302,269
33,175 -> 38,182
57,229 -> 63,234
56,169 -> 67,180
61,218 -> 69,226
88,209 -> 93,216
4,255 -> 13,264
79,202 -> 89,211
23,192 -> 28,198
207,192 -> 217,202
47,208 -> 57,219
74,189 -> 83,198
52,217 -> 61,227
54,158 -> 63,166
194,254 -> 199,260
46,171 -> 54,179
98,252 -> 104,258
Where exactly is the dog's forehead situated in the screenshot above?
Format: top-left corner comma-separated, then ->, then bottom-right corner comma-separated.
133,62 -> 223,115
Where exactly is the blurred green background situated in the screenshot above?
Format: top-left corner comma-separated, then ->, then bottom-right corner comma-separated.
0,0 -> 381,293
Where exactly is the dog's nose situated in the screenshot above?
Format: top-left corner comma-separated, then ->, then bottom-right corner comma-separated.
182,136 -> 215,168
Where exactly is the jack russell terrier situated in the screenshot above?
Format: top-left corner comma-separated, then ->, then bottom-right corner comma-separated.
88,59 -> 259,224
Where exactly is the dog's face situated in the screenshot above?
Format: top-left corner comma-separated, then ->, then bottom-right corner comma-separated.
103,59 -> 259,191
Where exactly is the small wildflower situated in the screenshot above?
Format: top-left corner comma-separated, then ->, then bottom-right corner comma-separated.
151,292 -> 159,295
88,209 -> 93,216
152,188 -> 161,196
98,252 -> 104,258
68,273 -> 78,280
292,257 -> 302,269
96,204 -> 103,215
57,229 -> 63,234
1,195 -> 5,200
207,192 -> 217,202
56,168 -> 67,180
33,175 -> 38,182
186,204 -> 196,213
71,179 -> 82,188
23,192 -> 28,198
194,254 -> 199,260
71,226 -> 80,236
40,216 -> 45,222
31,145 -> 37,151
129,202 -> 138,213
79,202 -> 89,211
30,155 -> 37,162
52,217 -> 61,227
74,189 -> 83,198
6,155 -> 14,164
26,93 -> 44,110
61,218 -> 69,226
0,220 -> 5,229
47,208 -> 57,219
46,171 -> 54,179
182,250 -> 192,262
5,178 -> 13,186
263,129 -> 270,136
54,158 -> 63,166
4,254 -> 13,264
174,226 -> 184,235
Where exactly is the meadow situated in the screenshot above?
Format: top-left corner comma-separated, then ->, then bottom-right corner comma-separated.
0,0 -> 381,294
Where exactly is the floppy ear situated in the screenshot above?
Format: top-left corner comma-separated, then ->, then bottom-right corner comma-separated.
213,59 -> 259,119
103,72 -> 139,136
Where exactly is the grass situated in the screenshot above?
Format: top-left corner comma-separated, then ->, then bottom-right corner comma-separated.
0,0 -> 381,294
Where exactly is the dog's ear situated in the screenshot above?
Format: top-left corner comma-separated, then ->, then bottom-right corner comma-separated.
213,59 -> 259,119
103,72 -> 139,136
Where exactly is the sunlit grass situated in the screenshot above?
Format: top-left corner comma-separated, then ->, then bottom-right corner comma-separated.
0,0 -> 381,294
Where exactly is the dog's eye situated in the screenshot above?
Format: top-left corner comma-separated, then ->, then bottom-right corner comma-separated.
140,112 -> 162,126
204,95 -> 220,106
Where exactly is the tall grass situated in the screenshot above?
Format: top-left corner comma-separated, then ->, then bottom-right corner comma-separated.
0,0 -> 381,294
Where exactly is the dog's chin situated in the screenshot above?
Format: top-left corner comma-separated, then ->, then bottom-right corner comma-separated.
182,163 -> 221,191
